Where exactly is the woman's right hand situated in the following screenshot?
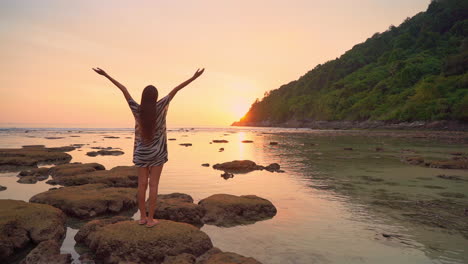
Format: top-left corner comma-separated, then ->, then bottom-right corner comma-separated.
192,68 -> 205,80
92,67 -> 108,76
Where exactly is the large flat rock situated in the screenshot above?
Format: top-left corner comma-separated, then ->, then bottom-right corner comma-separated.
0,146 -> 72,172
75,218 -> 213,264
0,199 -> 66,262
29,184 -> 137,218
17,162 -> 105,184
53,166 -> 138,187
198,194 -> 277,227
212,160 -> 263,173
153,193 -> 205,226
212,160 -> 282,173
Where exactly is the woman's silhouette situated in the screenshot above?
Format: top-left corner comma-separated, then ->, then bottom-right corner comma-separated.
93,67 -> 204,227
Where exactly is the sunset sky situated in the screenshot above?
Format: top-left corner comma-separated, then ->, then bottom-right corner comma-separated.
0,0 -> 429,128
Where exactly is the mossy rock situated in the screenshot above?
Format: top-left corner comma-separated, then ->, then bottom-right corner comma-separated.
198,194 -> 277,227
75,219 -> 213,264
212,160 -> 263,173
86,150 -> 124,157
0,147 -> 72,172
152,193 -> 205,226
49,162 -> 105,178
195,247 -> 262,264
17,176 -> 38,184
53,166 -> 137,187
19,240 -> 71,264
17,163 -> 104,184
18,167 -> 49,177
0,199 -> 66,261
401,156 -> 425,165
29,184 -> 137,218
427,158 -> 468,169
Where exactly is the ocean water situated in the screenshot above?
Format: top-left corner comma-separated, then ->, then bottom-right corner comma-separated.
0,127 -> 467,264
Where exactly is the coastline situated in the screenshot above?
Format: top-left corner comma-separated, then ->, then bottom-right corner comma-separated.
231,120 -> 468,131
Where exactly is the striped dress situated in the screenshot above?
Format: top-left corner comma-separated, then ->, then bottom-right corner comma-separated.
127,95 -> 172,167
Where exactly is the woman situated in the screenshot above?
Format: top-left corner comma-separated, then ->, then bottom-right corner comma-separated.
93,67 -> 204,227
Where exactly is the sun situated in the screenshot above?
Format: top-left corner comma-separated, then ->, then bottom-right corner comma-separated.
232,101 -> 251,120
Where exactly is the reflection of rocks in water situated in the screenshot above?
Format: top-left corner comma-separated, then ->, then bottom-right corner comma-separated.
179,143 -> 192,147
201,163 -> 210,167
221,171 -> 234,180
198,194 -> 277,227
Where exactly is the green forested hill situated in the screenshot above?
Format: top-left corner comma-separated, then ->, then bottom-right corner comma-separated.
235,0 -> 468,126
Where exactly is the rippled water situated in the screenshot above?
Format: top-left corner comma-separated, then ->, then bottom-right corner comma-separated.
0,127 -> 467,264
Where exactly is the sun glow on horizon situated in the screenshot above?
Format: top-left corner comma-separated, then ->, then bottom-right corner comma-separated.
232,101 -> 251,121
0,0 -> 430,127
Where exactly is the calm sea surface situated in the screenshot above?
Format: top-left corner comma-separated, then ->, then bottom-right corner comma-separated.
0,127 -> 467,264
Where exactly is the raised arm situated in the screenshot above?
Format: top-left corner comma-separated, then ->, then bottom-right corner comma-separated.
168,68 -> 205,100
92,67 -> 133,101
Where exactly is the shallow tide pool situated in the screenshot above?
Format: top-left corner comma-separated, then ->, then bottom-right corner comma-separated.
0,127 -> 467,264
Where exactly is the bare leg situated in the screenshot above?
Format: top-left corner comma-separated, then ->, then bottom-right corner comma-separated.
137,167 -> 149,221
147,165 -> 163,225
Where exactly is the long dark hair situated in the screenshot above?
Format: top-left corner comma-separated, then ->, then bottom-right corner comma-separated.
139,85 -> 158,144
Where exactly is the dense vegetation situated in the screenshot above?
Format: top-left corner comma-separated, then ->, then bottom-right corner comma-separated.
237,0 -> 468,125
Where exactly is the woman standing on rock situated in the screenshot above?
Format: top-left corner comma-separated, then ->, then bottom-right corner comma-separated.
93,67 -> 205,227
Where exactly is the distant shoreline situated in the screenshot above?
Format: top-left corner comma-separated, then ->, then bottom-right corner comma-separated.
231,120 -> 468,132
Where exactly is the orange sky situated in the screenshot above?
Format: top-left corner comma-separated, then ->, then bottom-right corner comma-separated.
0,0 -> 429,128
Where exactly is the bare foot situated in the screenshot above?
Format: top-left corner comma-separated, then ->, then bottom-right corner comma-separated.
138,218 -> 147,225
146,219 -> 159,228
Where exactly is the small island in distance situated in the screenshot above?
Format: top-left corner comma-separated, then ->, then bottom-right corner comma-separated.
233,0 -> 467,131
